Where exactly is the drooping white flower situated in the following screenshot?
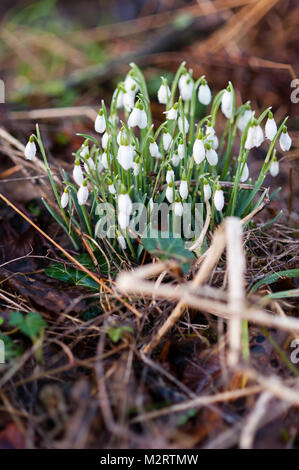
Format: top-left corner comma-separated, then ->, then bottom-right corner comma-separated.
206,148 -> 218,166
166,184 -> 174,203
116,86 -> 124,109
240,162 -> 249,182
118,211 -> 130,230
166,168 -> 174,184
80,142 -> 89,158
102,152 -> 109,170
163,131 -> 172,151
24,136 -> 36,160
94,110 -> 106,133
214,187 -> 224,211
149,140 -> 161,158
133,161 -> 140,176
198,83 -> 212,105
117,234 -> 126,250
101,132 -> 109,150
174,201 -> 183,217
237,109 -> 253,132
77,181 -> 89,206
108,182 -> 116,194
221,89 -> 233,119
203,182 -> 211,201
84,156 -> 95,174
123,92 -> 135,112
157,82 -> 170,104
60,189 -> 69,208
179,180 -> 188,200
118,193 -> 133,216
124,73 -> 138,96
178,141 -> 185,159
73,161 -> 84,185
193,136 -> 205,164
128,104 -> 147,129
97,155 -> 104,173
117,144 -> 135,170
245,124 -> 264,149
164,105 -> 178,120
270,160 -> 279,177
171,152 -> 180,167
178,73 -> 193,101
205,124 -> 219,150
265,116 -> 277,141
178,116 -> 189,134
279,128 -> 292,151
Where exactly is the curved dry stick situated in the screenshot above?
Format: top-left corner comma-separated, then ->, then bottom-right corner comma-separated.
189,199 -> 211,252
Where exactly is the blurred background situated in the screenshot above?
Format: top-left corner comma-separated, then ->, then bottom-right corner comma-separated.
0,0 -> 298,210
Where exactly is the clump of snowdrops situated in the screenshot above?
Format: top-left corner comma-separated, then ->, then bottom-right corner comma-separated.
24,62 -> 291,257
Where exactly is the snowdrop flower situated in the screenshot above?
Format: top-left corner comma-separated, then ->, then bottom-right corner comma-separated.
77,180 -> 89,206
178,72 -> 193,101
149,197 -> 154,213
198,80 -> 212,105
149,139 -> 161,158
101,152 -> 108,170
206,146 -> 218,166
240,162 -> 249,182
123,92 -> 135,112
163,131 -> 172,151
102,132 -> 109,150
166,167 -> 174,184
179,179 -> 188,200
117,232 -> 126,250
245,122 -> 264,149
178,115 -> 189,134
84,155 -> 95,174
133,160 -> 140,176
124,73 -> 138,96
157,79 -> 170,104
221,88 -> 233,119
214,185 -> 224,211
193,133 -> 205,164
24,135 -> 36,160
60,188 -> 69,209
79,140 -> 89,158
94,109 -> 106,134
203,180 -> 211,201
270,158 -> 279,177
171,151 -> 180,167
265,112 -> 277,141
164,103 -> 178,120
97,155 -> 104,173
237,108 -> 254,132
108,180 -> 116,194
118,191 -> 133,216
205,124 -> 218,150
118,211 -> 130,230
166,183 -> 174,203
73,160 -> 84,185
116,85 -> 125,109
178,140 -> 185,159
279,127 -> 292,151
174,200 -> 183,217
117,143 -> 135,170
128,103 -> 147,129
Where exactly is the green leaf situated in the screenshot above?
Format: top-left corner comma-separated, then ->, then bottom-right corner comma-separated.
250,269 -> 299,293
142,229 -> 194,273
107,326 -> 134,343
9,312 -> 47,340
45,263 -> 99,290
0,318 -> 4,326
265,289 -> 299,299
